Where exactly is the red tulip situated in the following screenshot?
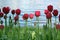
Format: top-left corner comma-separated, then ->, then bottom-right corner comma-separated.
29,13 -> 34,19
0,24 -> 4,30
23,15 -> 25,20
2,7 -> 10,14
53,9 -> 58,16
56,24 -> 60,30
11,10 -> 15,15
44,10 -> 49,15
23,14 -> 29,20
35,11 -> 40,17
16,9 -> 21,15
0,12 -> 4,17
46,12 -> 52,19
14,15 -> 19,21
47,5 -> 53,12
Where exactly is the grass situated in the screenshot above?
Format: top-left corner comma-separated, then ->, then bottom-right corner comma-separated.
0,26 -> 60,40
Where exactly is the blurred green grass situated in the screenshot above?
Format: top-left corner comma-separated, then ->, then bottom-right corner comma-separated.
0,26 -> 60,40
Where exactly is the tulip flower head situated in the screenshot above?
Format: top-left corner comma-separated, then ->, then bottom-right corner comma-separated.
14,15 -> 19,22
29,13 -> 34,19
2,7 -> 10,27
47,5 -> 53,12
35,11 -> 40,27
2,7 -> 10,14
35,11 -> 40,17
53,9 -> 58,16
45,11 -> 52,27
16,9 -> 21,15
11,10 -> 15,15
23,14 -> 29,27
23,14 -> 29,20
14,15 -> 18,25
29,13 -> 34,26
46,12 -> 52,19
44,10 -> 49,15
0,12 -> 4,18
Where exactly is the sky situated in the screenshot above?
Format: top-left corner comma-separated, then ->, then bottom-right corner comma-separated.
0,0 -> 60,26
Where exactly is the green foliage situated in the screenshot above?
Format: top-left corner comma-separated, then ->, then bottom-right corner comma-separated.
0,26 -> 60,40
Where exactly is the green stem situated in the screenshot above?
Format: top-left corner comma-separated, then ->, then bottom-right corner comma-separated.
25,20 -> 27,27
18,17 -> 20,40
15,21 -> 16,27
5,14 -> 7,27
55,16 -> 57,25
36,17 -> 37,27
36,17 -> 39,29
9,18 -> 11,27
38,17 -> 39,31
36,17 -> 39,27
46,19 -> 48,27
31,19 -> 32,27
12,15 -> 14,27
18,29 -> 20,40
18,16 -> 20,28
38,17 -> 39,27
50,19 -> 52,28
52,17 -> 57,40
47,19 -> 49,27
5,19 -> 7,27
54,16 -> 57,30
48,19 -> 51,28
12,15 -> 14,22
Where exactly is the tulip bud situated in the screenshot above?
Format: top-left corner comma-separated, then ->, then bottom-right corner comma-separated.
16,9 -> 21,15
11,10 -> 15,15
46,12 -> 52,19
47,5 -> 53,12
44,10 -> 49,15
29,13 -> 34,19
14,15 -> 19,21
23,14 -> 29,20
35,11 -> 40,17
2,7 -> 10,14
53,9 -> 58,16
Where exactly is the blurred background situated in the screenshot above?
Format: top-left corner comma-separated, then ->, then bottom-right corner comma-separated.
0,0 -> 60,27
